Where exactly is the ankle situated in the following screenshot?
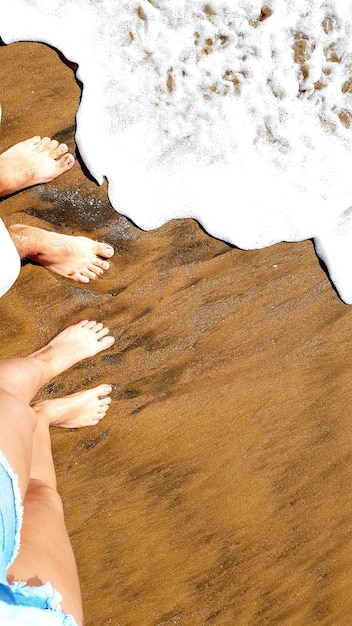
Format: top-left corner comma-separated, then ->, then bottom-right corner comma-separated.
8,224 -> 42,259
24,352 -> 55,389
0,159 -> 12,196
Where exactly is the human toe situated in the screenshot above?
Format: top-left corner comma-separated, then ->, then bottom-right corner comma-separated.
56,146 -> 75,168
98,384 -> 112,396
97,326 -> 114,344
76,263 -> 105,281
39,136 -> 51,149
97,325 -> 113,341
94,258 -> 110,271
83,321 -> 114,344
53,142 -> 69,157
92,322 -> 104,332
73,266 -> 99,282
99,396 -> 112,407
96,243 -> 114,258
99,334 -> 115,350
63,153 -> 75,168
89,262 -> 105,276
98,397 -> 111,409
74,272 -> 90,283
84,320 -> 99,329
28,135 -> 42,146
87,321 -> 109,337
77,319 -> 90,327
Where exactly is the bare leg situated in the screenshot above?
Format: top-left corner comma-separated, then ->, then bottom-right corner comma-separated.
8,385 -> 113,625
0,321 -> 114,624
8,427 -> 76,617
9,478 -> 84,625
8,224 -> 114,283
0,136 -> 75,196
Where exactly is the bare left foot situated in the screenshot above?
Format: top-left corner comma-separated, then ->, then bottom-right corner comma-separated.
28,320 -> 115,382
8,224 -> 114,283
0,136 -> 75,196
31,384 -> 112,428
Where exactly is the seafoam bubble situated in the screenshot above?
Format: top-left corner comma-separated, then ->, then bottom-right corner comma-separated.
1,0 -> 352,301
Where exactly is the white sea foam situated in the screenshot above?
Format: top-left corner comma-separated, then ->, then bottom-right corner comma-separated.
1,0 -> 352,301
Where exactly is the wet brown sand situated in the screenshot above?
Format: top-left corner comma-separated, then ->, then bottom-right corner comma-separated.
0,42 -> 351,626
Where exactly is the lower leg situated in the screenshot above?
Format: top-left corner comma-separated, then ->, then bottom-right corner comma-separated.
0,390 -> 36,497
6,385 -> 113,624
0,357 -> 52,407
8,481 -> 84,625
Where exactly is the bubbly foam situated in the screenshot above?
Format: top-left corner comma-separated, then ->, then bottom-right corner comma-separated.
1,0 -> 352,301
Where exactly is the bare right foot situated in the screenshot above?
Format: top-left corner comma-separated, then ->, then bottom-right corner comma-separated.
0,136 -> 75,196
31,384 -> 113,428
8,224 -> 114,283
28,320 -> 115,381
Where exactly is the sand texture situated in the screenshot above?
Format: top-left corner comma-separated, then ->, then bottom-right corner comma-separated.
0,42 -> 351,626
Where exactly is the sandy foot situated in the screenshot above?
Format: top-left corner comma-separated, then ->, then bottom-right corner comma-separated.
28,320 -> 115,380
0,136 -> 75,196
8,224 -> 114,283
31,384 -> 112,428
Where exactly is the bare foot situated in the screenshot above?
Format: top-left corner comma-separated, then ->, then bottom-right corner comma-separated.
31,384 -> 112,428
8,224 -> 114,283
0,136 -> 75,196
28,320 -> 115,381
